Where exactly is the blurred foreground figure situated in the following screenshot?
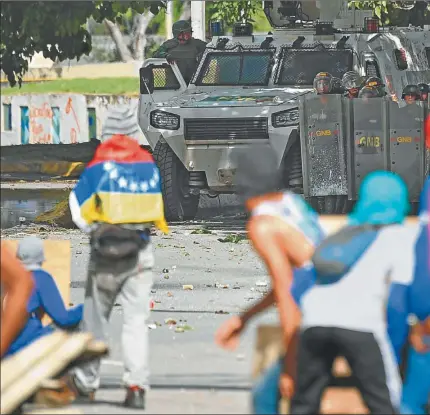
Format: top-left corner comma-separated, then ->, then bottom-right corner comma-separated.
4,237 -> 83,357
291,171 -> 419,414
68,132 -> 168,409
216,145 -> 325,402
1,243 -> 34,358
401,177 -> 430,415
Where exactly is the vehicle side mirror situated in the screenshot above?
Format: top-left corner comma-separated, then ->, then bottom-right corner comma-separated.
140,67 -> 154,95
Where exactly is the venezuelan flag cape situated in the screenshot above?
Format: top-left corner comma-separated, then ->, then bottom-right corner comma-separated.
73,134 -> 168,233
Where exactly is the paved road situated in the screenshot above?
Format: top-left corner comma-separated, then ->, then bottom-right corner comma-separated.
1,219 -> 279,414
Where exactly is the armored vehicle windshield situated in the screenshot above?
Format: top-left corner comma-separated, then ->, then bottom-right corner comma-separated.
275,47 -> 354,86
194,49 -> 275,87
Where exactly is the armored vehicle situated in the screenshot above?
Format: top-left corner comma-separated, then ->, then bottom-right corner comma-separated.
139,0 -> 430,221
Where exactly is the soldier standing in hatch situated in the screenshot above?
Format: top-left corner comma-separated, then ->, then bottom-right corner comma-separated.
153,20 -> 207,85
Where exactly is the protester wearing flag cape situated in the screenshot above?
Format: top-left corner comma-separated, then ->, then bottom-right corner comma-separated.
66,132 -> 168,409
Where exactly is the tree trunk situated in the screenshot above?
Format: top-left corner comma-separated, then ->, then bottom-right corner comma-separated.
104,18 -> 133,62
179,1 -> 191,21
132,11 -> 155,61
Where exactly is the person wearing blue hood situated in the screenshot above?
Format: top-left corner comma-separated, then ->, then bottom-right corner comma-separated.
4,236 -> 83,357
290,171 -> 420,414
400,176 -> 430,415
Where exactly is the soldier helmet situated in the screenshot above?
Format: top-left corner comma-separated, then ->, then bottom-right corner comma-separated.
358,86 -> 380,99
417,83 -> 430,100
331,77 -> 345,94
172,20 -> 192,38
313,72 -> 333,94
365,76 -> 384,89
342,71 -> 363,90
402,84 -> 420,99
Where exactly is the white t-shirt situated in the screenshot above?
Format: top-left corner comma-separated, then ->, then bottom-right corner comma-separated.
301,223 -> 421,334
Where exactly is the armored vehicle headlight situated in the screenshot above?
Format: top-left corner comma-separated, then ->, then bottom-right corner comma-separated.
150,110 -> 180,130
272,109 -> 299,128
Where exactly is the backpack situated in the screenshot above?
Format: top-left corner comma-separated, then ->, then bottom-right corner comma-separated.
312,224 -> 385,285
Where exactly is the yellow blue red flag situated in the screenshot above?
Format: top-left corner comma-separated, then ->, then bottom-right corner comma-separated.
73,134 -> 168,233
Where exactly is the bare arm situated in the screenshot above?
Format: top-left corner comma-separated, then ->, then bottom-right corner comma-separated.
247,217 -> 301,351
241,290 -> 275,324
1,243 -> 34,357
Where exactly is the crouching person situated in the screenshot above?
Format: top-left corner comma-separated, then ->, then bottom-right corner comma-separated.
66,133 -> 168,409
4,236 -> 83,358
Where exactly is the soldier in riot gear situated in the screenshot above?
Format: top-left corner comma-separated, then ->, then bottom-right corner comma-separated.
330,77 -> 345,95
417,83 -> 429,102
402,85 -> 420,105
152,20 -> 207,84
364,76 -> 386,97
358,86 -> 381,100
313,72 -> 333,95
342,71 -> 363,99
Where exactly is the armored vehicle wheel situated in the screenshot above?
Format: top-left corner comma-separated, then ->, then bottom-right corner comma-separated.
309,196 -> 353,215
153,142 -> 200,222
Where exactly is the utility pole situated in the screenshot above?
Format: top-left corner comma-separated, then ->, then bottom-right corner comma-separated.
166,0 -> 173,39
191,1 -> 206,41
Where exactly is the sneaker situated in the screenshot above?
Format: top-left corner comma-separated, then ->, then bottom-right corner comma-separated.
63,374 -> 96,402
124,386 -> 145,409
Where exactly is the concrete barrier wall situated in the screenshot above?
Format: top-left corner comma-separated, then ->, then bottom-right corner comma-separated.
1,94 -> 148,146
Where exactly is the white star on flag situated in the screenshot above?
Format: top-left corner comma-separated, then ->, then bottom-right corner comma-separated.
109,169 -> 119,180
149,179 -> 156,188
129,181 -> 138,192
118,177 -> 128,188
103,162 -> 115,171
140,181 -> 149,192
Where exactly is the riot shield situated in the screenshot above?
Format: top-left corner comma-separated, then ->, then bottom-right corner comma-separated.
299,94 -> 348,197
388,101 -> 427,202
347,97 -> 389,199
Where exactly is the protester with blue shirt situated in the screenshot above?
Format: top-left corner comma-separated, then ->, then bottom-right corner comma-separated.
4,236 -> 83,357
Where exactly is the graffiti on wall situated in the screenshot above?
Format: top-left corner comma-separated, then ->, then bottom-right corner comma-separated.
21,103 -> 61,144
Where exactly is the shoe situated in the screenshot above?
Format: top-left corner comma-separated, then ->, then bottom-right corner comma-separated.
63,374 -> 96,402
124,386 -> 145,409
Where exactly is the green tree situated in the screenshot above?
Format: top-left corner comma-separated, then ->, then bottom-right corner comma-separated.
349,1 -> 430,26
0,1 -> 165,86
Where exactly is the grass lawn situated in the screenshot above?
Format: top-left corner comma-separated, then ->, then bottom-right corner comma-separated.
2,77 -> 140,96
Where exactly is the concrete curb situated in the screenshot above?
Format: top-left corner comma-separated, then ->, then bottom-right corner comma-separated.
0,161 -> 85,178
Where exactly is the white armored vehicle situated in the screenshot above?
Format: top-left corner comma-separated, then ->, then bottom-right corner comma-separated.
138,0 -> 430,220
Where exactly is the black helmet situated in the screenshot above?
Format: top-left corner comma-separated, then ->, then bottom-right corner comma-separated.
313,72 -> 333,94
342,71 -> 363,90
365,76 -> 384,89
402,84 -> 420,99
417,83 -> 430,100
358,86 -> 380,99
331,77 -> 345,94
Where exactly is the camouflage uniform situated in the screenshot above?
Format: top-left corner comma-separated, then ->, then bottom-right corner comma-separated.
153,20 -> 207,84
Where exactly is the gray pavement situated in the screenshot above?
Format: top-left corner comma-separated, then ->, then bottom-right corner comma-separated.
1,219 -> 279,414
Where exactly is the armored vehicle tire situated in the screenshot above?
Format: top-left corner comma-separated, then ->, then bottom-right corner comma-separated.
309,195 -> 353,215
153,142 -> 200,222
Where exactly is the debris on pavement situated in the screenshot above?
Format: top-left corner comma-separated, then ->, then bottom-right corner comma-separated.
164,275 -> 170,279
165,318 -> 177,325
162,268 -> 169,273
148,323 -> 157,330
167,292 -> 174,297
215,283 -> 230,289
183,284 -> 194,290
175,324 -> 194,333
191,227 -> 213,235
215,310 -> 229,315
217,234 -> 246,243
255,281 -> 268,287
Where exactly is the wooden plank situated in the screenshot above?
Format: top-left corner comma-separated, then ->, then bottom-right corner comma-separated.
3,240 -> 71,325
1,333 -> 93,414
1,331 -> 68,392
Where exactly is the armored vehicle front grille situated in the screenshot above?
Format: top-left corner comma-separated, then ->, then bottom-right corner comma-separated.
184,118 -> 269,141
